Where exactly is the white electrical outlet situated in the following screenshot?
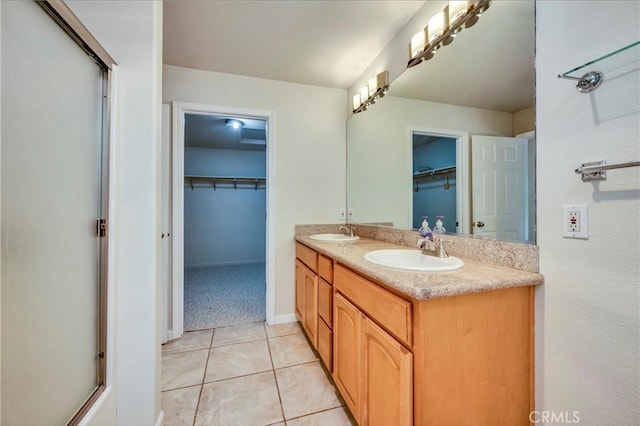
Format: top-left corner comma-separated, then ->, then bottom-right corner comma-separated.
339,208 -> 346,220
562,204 -> 588,239
347,209 -> 353,220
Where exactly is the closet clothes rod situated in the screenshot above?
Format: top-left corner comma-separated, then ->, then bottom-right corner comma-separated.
184,176 -> 266,190
413,165 -> 456,180
575,160 -> 640,182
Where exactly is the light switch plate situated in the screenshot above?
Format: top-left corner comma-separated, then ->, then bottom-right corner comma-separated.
562,204 -> 588,239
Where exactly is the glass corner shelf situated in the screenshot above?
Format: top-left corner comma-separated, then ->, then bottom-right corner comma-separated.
558,40 -> 640,93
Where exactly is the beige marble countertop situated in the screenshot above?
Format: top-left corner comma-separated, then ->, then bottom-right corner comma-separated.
295,236 -> 543,300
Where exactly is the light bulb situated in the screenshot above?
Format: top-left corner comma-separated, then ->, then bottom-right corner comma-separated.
410,30 -> 426,58
428,11 -> 445,43
360,86 -> 369,104
448,1 -> 468,24
352,93 -> 361,110
368,77 -> 377,97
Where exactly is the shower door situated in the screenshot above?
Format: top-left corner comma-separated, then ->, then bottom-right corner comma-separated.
1,1 -> 113,424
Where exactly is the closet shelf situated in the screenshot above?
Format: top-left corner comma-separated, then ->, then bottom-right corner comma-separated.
557,40 -> 639,93
413,165 -> 456,180
185,175 -> 266,190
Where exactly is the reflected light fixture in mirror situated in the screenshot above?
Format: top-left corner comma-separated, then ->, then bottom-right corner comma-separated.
408,0 -> 491,68
352,71 -> 390,114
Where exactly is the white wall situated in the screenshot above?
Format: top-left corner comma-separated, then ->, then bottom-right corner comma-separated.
347,95 -> 512,228
184,147 -> 266,267
65,2 -> 163,425
536,2 -> 639,424
164,65 -> 346,318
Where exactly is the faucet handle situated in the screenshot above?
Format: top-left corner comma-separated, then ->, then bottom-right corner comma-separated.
436,238 -> 453,258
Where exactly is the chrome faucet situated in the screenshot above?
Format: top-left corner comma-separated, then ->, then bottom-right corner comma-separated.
338,225 -> 356,238
417,236 -> 451,258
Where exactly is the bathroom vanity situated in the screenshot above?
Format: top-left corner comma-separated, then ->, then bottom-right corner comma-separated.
294,231 -> 543,426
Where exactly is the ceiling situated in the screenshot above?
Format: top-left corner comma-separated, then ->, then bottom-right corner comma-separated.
185,114 -> 267,151
165,0 -> 535,137
163,0 -> 425,89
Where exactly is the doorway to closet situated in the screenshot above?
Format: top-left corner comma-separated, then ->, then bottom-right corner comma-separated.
182,112 -> 267,331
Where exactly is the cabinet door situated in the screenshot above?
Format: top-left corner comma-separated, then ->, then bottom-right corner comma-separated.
333,293 -> 362,424
318,278 -> 333,327
295,259 -> 304,322
317,318 -> 333,372
362,317 -> 413,426
302,264 -> 318,348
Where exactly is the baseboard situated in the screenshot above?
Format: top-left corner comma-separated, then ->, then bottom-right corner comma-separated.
185,259 -> 265,268
155,410 -> 164,426
274,313 -> 298,325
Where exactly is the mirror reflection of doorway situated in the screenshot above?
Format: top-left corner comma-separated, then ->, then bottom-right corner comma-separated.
471,135 -> 532,242
412,134 -> 458,232
183,113 -> 267,331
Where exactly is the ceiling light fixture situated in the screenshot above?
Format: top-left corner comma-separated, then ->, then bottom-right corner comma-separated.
352,71 -> 390,114
407,0 -> 491,68
225,118 -> 244,129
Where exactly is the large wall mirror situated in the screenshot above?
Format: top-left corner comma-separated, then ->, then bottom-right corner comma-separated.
347,0 -> 536,243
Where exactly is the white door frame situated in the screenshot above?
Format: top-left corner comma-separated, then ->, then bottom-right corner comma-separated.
407,126 -> 470,234
170,101 -> 276,340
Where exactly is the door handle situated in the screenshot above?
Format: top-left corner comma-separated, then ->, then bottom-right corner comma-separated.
473,221 -> 485,228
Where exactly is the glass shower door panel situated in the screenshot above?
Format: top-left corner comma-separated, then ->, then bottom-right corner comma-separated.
1,1 -> 103,424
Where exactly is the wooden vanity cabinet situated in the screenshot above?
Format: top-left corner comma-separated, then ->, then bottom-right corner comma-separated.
295,243 -> 318,348
334,264 -> 413,426
301,265 -> 318,347
295,244 -> 335,368
362,317 -> 413,426
317,254 -> 334,371
295,240 -> 534,426
333,293 -> 362,423
294,259 -> 304,320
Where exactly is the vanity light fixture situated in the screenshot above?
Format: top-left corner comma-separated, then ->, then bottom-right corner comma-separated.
352,71 -> 389,114
407,0 -> 491,68
225,118 -> 244,129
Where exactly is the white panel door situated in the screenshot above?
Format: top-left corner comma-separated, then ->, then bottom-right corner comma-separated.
1,1 -> 105,424
472,136 -> 528,241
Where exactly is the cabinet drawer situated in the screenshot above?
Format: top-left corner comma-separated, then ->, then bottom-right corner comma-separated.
318,278 -> 333,327
296,242 -> 317,272
318,318 -> 333,372
335,264 -> 412,347
318,255 -> 333,283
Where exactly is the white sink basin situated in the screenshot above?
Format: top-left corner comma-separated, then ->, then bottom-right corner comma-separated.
364,249 -> 463,271
309,233 -> 360,242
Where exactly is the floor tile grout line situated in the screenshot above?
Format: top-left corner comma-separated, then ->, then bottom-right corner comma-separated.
211,336 -> 268,348
160,383 -> 202,393
202,367 -> 275,386
264,322 -> 288,425
191,327 -> 215,426
284,405 -> 350,423
162,345 -> 212,356
273,359 -> 320,372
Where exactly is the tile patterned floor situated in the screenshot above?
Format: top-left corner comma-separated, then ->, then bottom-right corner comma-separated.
162,321 -> 355,426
